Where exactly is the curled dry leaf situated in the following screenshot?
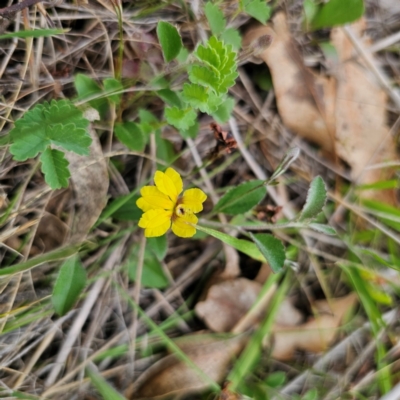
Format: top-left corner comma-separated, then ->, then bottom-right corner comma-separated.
270,294 -> 357,361
244,13 -> 397,204
127,334 -> 248,400
195,278 -> 262,332
66,123 -> 109,243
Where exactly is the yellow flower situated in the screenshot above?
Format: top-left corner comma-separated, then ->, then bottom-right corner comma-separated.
136,167 -> 207,238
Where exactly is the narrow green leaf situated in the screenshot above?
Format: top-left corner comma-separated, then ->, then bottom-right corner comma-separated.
156,21 -> 182,62
195,225 -> 266,262
114,121 -> 146,152
87,368 -> 126,400
127,247 -> 169,288
249,233 -> 285,273
269,147 -> 300,182
52,255 -> 87,316
165,106 -> 197,130
40,148 -> 70,189
243,0 -> 271,24
0,28 -> 68,40
205,2 -> 226,35
214,180 -> 266,215
299,176 -> 327,221
309,223 -> 337,236
147,235 -> 168,261
311,0 -> 364,30
103,77 -> 123,105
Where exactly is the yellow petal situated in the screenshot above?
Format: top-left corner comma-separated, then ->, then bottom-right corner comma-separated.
181,188 -> 207,213
154,167 -> 183,203
138,209 -> 172,237
171,213 -> 198,238
136,186 -> 174,212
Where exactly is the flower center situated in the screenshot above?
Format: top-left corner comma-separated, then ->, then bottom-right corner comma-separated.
174,199 -> 193,218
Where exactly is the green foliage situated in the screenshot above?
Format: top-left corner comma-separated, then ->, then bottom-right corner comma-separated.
103,77 -> 123,105
0,28 -> 68,40
52,255 -> 87,316
299,176 -> 327,221
157,89 -> 182,108
205,2 -> 226,35
310,0 -> 364,30
179,120 -> 199,139
211,96 -> 235,123
40,148 -> 70,189
87,368 -> 126,400
109,194 -> 141,222
242,0 -> 271,24
156,21 -> 182,62
114,121 -> 147,152
250,233 -> 285,273
165,106 -> 197,130
221,28 -> 242,50
127,246 -> 169,288
9,99 -> 91,189
213,180 -> 266,215
147,235 -> 168,261
309,223 -> 336,235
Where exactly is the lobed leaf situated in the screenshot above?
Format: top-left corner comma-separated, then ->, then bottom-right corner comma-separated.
213,180 -> 266,215
221,28 -> 242,50
52,255 -> 87,316
40,148 -> 71,189
205,2 -> 226,35
165,106 -> 197,131
243,0 -> 271,24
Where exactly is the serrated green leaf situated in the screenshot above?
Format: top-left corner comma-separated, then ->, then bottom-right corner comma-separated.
87,369 -> 126,400
52,255 -> 87,316
299,176 -> 327,221
114,121 -> 146,152
157,88 -> 182,108
147,235 -> 168,261
182,83 -> 208,108
211,96 -> 235,122
165,106 -> 197,130
214,180 -> 266,215
189,65 -> 219,93
40,148 -> 70,189
221,28 -> 242,50
196,225 -> 267,262
156,21 -> 182,62
311,0 -> 364,30
243,0 -> 271,24
0,28 -> 68,40
205,2 -> 226,35
195,43 -> 221,73
309,223 -> 337,236
128,246 -> 169,288
103,77 -> 123,105
10,99 -> 91,161
250,233 -> 285,273
180,120 -> 199,139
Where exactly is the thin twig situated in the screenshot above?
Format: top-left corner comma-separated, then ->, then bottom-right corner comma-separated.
0,0 -> 44,19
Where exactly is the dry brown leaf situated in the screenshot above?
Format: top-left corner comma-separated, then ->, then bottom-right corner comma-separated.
195,278 -> 262,332
331,23 -> 397,203
66,123 -> 108,243
244,13 -> 336,153
127,334 -> 248,400
270,294 -> 357,361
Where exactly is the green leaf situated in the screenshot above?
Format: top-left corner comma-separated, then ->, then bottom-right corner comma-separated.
0,28 -> 68,40
195,225 -> 267,262
303,0 -> 318,28
211,96 -> 235,123
311,0 -> 364,30
156,21 -> 182,62
103,77 -> 123,105
179,120 -> 199,139
221,28 -> 242,50
249,233 -> 285,273
40,148 -> 70,189
182,83 -> 208,109
269,147 -> 300,182
10,99 -> 91,161
299,176 -> 327,221
87,368 -> 126,400
265,371 -> 287,388
127,247 -> 169,288
309,223 -> 337,236
157,88 -> 182,108
165,106 -> 197,130
243,0 -> 271,24
214,180 -> 266,215
52,255 -> 87,316
74,74 -> 108,116
205,2 -> 226,35
189,65 -> 219,92
147,235 -> 168,261
176,47 -> 189,63
111,194 -> 141,221
114,121 -> 146,152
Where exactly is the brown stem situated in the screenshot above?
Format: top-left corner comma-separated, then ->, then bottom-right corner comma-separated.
0,0 -> 44,19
